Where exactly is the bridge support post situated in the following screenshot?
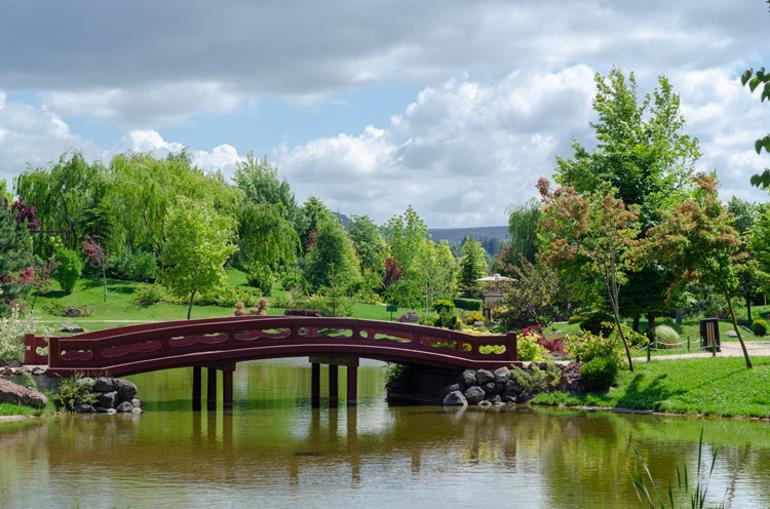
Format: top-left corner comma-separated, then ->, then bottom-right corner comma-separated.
346,358 -> 358,406
311,362 -> 320,408
192,366 -> 202,411
207,367 -> 217,410
329,364 -> 338,408
223,363 -> 235,409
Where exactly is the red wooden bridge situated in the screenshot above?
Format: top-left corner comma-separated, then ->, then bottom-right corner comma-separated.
24,315 -> 517,409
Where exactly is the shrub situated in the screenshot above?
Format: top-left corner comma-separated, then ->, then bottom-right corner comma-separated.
134,284 -> 166,307
568,315 -> 583,324
654,325 -> 680,348
539,337 -> 566,356
53,248 -> 82,294
246,262 -> 274,296
52,376 -> 97,411
108,250 -> 158,282
433,299 -> 456,314
565,331 -> 621,364
508,363 -> 561,400
517,332 -> 547,361
308,291 -> 353,317
0,307 -> 34,364
418,312 -> 439,327
452,298 -> 482,311
579,310 -> 615,336
398,311 -> 419,323
752,319 -> 768,337
464,310 -> 485,324
579,356 -> 618,392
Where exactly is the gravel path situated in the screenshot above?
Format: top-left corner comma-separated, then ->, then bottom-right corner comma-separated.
639,341 -> 770,361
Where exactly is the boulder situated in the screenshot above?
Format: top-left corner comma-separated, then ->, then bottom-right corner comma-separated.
558,362 -> 583,393
478,400 -> 492,408
76,377 -> 95,388
116,401 -> 134,413
482,381 -> 498,395
440,383 -> 461,398
74,404 -> 96,413
95,406 -> 112,413
461,369 -> 477,387
494,367 -> 511,383
442,390 -> 468,407
502,394 -> 517,403
97,391 -> 117,409
131,398 -> 142,408
31,367 -> 47,376
131,407 -> 143,415
116,379 -> 137,402
60,323 -> 85,333
0,378 -> 48,409
7,359 -> 21,368
476,369 -> 495,385
93,377 -> 118,393
463,385 -> 485,404
63,307 -> 82,317
486,394 -> 502,404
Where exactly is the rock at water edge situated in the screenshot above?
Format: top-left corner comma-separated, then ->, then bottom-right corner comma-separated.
0,378 -> 48,409
463,385 -> 485,404
442,390 -> 468,407
476,369 -> 495,385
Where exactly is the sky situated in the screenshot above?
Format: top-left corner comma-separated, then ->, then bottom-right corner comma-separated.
0,0 -> 768,227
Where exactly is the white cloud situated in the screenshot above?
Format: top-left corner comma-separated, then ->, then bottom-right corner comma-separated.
123,130 -> 244,174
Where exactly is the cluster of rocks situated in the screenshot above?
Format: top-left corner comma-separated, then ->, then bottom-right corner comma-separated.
441,362 -> 570,408
74,377 -> 142,415
0,378 -> 48,409
1,361 -> 47,378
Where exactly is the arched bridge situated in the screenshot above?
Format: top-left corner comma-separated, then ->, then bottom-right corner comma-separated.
24,315 -> 518,409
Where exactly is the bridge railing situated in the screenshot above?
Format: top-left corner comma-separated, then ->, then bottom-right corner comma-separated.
25,316 -> 517,374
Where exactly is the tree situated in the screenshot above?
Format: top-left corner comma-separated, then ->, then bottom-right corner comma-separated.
458,235 -> 487,296
741,62 -> 770,188
538,179 -> 640,371
554,68 -> 700,327
499,259 -> 560,330
507,200 -> 541,267
0,205 -> 35,315
53,247 -> 82,295
414,239 -> 457,312
236,200 -> 300,270
637,174 -> 753,369
728,197 -> 763,321
161,200 -> 237,319
304,216 -> 360,293
382,206 -> 429,307
348,215 -> 388,274
299,197 -> 334,252
82,235 -> 108,302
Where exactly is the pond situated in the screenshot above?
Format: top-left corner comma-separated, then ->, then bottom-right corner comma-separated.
1,360 -> 768,509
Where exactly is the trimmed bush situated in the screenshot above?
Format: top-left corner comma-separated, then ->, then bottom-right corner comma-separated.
53,248 -> 82,294
752,319 -> 768,337
135,284 -> 166,307
517,333 -> 546,361
568,315 -> 583,324
433,299 -> 456,314
453,298 -> 482,311
579,356 -> 618,392
654,325 -> 680,348
579,311 -> 615,336
108,250 -> 158,282
464,310 -> 485,324
565,331 -> 621,364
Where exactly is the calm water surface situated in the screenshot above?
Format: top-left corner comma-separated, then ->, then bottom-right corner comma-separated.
1,359 -> 768,509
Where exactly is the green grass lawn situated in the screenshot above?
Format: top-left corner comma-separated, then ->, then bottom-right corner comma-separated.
533,356 -> 770,418
24,270 -> 408,333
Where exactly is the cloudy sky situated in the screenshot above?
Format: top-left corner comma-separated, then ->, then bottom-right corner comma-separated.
0,0 -> 768,227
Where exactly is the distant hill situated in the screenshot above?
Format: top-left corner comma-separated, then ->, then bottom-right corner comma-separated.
429,226 -> 509,256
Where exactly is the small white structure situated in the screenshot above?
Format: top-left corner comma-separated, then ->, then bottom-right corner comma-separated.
476,274 -> 515,318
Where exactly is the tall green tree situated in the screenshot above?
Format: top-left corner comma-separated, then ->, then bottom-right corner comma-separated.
0,205 -> 35,315
304,216 -> 360,293
348,215 -> 388,274
538,179 -> 641,371
161,200 -> 238,319
299,197 -> 334,252
382,206 -> 429,307
414,239 -> 457,312
741,52 -> 770,188
507,199 -> 541,267
458,235 -> 488,295
638,174 -> 753,369
554,68 -> 700,327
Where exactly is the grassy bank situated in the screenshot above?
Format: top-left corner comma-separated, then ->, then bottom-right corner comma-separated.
0,402 -> 50,417
533,356 -> 770,418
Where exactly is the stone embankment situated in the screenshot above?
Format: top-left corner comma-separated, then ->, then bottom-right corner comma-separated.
441,361 -> 578,408
74,377 -> 142,414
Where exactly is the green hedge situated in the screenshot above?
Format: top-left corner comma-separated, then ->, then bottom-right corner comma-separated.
453,298 -> 482,311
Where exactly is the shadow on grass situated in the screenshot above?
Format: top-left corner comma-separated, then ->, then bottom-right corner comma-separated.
80,278 -> 137,294
614,373 -> 686,410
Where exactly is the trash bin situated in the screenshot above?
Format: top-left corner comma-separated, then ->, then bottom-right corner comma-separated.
699,318 -> 721,353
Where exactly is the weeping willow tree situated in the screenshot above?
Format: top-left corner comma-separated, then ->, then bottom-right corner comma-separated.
507,199 -> 541,266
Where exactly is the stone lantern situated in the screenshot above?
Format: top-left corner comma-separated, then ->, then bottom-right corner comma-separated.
476,273 -> 515,321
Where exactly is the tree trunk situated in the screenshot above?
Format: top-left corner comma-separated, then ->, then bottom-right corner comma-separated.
646,312 -> 656,337
102,267 -> 108,303
187,289 -> 197,320
611,307 -> 634,372
745,292 -> 752,323
632,314 -> 640,332
723,283 -> 752,369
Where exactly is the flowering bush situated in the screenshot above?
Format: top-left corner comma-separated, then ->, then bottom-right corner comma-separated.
0,307 -> 36,364
517,332 -> 547,361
